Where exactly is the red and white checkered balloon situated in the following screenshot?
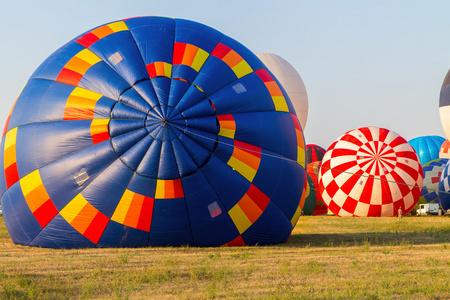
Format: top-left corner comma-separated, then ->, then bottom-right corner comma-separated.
319,127 -> 423,217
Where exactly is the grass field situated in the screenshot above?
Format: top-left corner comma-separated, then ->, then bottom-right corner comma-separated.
1,215 -> 450,299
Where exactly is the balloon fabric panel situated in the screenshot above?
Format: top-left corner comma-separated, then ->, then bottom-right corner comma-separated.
0,17 -> 306,248
1,189 -> 41,245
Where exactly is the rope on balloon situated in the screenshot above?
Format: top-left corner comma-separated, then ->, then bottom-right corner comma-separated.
171,124 -> 450,196
318,165 -> 450,195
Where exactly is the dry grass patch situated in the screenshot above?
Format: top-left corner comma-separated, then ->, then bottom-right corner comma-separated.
1,215 -> 450,299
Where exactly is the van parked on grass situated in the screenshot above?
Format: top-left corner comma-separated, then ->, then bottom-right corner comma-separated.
416,203 -> 440,216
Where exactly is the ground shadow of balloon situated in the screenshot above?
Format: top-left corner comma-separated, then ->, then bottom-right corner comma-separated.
284,230 -> 450,248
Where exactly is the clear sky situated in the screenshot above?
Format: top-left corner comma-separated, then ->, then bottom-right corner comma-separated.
1,0 -> 449,149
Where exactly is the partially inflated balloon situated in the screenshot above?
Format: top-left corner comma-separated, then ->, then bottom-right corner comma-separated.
306,161 -> 328,215
0,17 -> 307,248
408,135 -> 445,165
302,173 -> 316,216
438,160 -> 450,211
306,144 -> 326,164
320,127 -> 423,217
255,53 -> 308,130
418,158 -> 448,205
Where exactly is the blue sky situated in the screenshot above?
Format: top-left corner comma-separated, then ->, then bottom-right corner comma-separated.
1,0 -> 449,148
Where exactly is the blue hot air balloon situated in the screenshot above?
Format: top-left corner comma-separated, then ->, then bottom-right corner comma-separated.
438,160 -> 450,212
0,17 -> 307,248
409,135 -> 445,165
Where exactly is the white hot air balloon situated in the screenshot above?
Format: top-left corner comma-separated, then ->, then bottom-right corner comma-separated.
439,70 -> 450,141
256,53 -> 309,130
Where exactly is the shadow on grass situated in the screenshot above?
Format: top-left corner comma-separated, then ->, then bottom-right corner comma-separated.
285,229 -> 450,248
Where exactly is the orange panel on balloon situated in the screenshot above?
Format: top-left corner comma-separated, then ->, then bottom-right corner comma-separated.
56,49 -> 102,87
90,119 -> 110,144
76,21 -> 128,48
60,194 -> 109,244
155,179 -> 184,199
20,169 -> 58,228
111,189 -> 155,232
217,114 -> 236,139
290,113 -> 306,167
228,184 -> 270,234
4,127 -> 19,188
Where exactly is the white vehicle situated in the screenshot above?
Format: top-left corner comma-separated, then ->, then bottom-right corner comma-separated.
416,203 -> 440,216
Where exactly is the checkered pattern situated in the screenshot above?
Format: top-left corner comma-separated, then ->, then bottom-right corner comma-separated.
319,127 -> 423,217
419,158 -> 448,204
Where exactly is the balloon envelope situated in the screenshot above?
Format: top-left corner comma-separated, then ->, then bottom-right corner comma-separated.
439,70 -> 450,141
320,127 -> 423,217
418,158 -> 448,205
255,53 -> 308,130
438,160 -> 450,212
439,139 -> 450,159
302,173 -> 316,216
0,17 -> 307,248
306,161 -> 328,215
306,144 -> 326,164
408,135 -> 445,165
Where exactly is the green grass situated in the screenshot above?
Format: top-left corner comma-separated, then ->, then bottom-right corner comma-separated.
1,215 -> 450,299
